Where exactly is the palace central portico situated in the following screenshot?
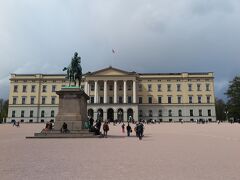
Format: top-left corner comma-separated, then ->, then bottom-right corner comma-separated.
84,66 -> 138,121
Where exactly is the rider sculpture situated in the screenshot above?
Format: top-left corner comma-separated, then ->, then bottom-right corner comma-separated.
63,52 -> 82,87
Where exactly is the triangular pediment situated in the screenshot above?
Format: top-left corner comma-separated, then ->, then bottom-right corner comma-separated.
87,66 -> 136,76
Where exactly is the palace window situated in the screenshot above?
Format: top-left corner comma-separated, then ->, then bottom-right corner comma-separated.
198,96 -> 202,104
13,85 -> 18,92
197,84 -> 201,91
13,97 -> 17,105
42,97 -> 46,104
157,84 -> 161,92
42,85 -> 47,92
119,96 -> 123,103
91,85 -> 94,91
159,110 -> 162,117
138,97 -> 142,104
90,97 -> 94,103
22,97 -> 26,105
30,110 -> 34,118
109,97 -> 113,104
21,110 -> 25,117
22,85 -> 27,93
148,84 -> 152,92
41,110 -> 45,117
207,96 -> 211,103
139,110 -> 143,117
119,85 -> 123,91
12,111 -> 15,118
168,96 -> 172,104
178,96 -> 182,104
177,84 -> 181,91
158,96 -> 162,104
100,96 -> 104,103
188,84 -> 192,91
51,97 -> 56,104
190,109 -> 194,117
109,85 -> 113,91
30,97 -> 35,105
189,96 -> 193,104
128,85 -> 132,91
148,96 -> 152,104
128,96 -> 132,103
199,109 -> 202,116
208,109 -> 212,116
167,84 -> 171,92
52,85 -> 56,92
31,85 -> 36,92
206,84 -> 210,91
100,86 -> 104,91
168,110 -> 172,117
178,110 -> 182,117
51,110 -> 55,117
149,110 -> 153,117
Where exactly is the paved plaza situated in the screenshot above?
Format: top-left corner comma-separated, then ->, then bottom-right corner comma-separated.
0,123 -> 240,180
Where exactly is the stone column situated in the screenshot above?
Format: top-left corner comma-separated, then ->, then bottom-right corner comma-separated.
94,81 -> 98,103
104,81 -> 107,103
123,80 -> 127,103
114,81 -> 117,103
84,81 -> 88,95
133,80 -> 136,103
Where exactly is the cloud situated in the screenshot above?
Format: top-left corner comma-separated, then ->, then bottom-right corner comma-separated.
0,0 -> 240,99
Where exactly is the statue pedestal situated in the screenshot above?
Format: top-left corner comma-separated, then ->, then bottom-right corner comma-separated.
54,87 -> 89,131
28,87 -> 96,138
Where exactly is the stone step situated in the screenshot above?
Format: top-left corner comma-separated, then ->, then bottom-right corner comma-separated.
27,132 -> 97,138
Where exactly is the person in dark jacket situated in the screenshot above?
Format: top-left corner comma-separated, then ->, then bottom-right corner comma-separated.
89,117 -> 94,128
136,122 -> 144,140
126,123 -> 132,137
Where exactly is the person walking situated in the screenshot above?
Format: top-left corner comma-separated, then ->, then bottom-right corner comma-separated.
136,122 -> 144,140
103,121 -> 109,138
126,123 -> 132,137
121,123 -> 125,133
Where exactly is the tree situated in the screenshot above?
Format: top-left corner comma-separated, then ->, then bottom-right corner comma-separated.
0,99 -> 8,123
215,98 -> 226,121
225,76 -> 240,120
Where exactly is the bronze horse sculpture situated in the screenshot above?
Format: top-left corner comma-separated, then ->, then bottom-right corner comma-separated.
63,52 -> 82,87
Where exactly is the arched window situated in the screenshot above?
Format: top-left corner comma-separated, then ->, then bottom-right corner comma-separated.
51,110 -> 55,117
41,110 -> 45,117
178,110 -> 182,117
149,110 -> 153,117
168,110 -> 172,117
159,110 -> 162,117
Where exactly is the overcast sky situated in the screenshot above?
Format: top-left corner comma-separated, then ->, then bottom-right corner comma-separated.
0,0 -> 240,100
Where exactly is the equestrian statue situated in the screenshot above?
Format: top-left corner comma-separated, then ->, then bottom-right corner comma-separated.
63,52 -> 82,87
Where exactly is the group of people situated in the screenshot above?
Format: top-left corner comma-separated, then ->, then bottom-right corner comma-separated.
123,122 -> 144,140
88,117 -> 145,140
44,121 -> 53,131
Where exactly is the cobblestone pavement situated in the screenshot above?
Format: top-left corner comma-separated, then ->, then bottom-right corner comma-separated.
0,123 -> 240,180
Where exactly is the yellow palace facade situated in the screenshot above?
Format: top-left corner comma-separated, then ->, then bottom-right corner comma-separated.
7,66 -> 216,123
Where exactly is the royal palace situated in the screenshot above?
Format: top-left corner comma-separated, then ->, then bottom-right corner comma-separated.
7,66 -> 216,123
